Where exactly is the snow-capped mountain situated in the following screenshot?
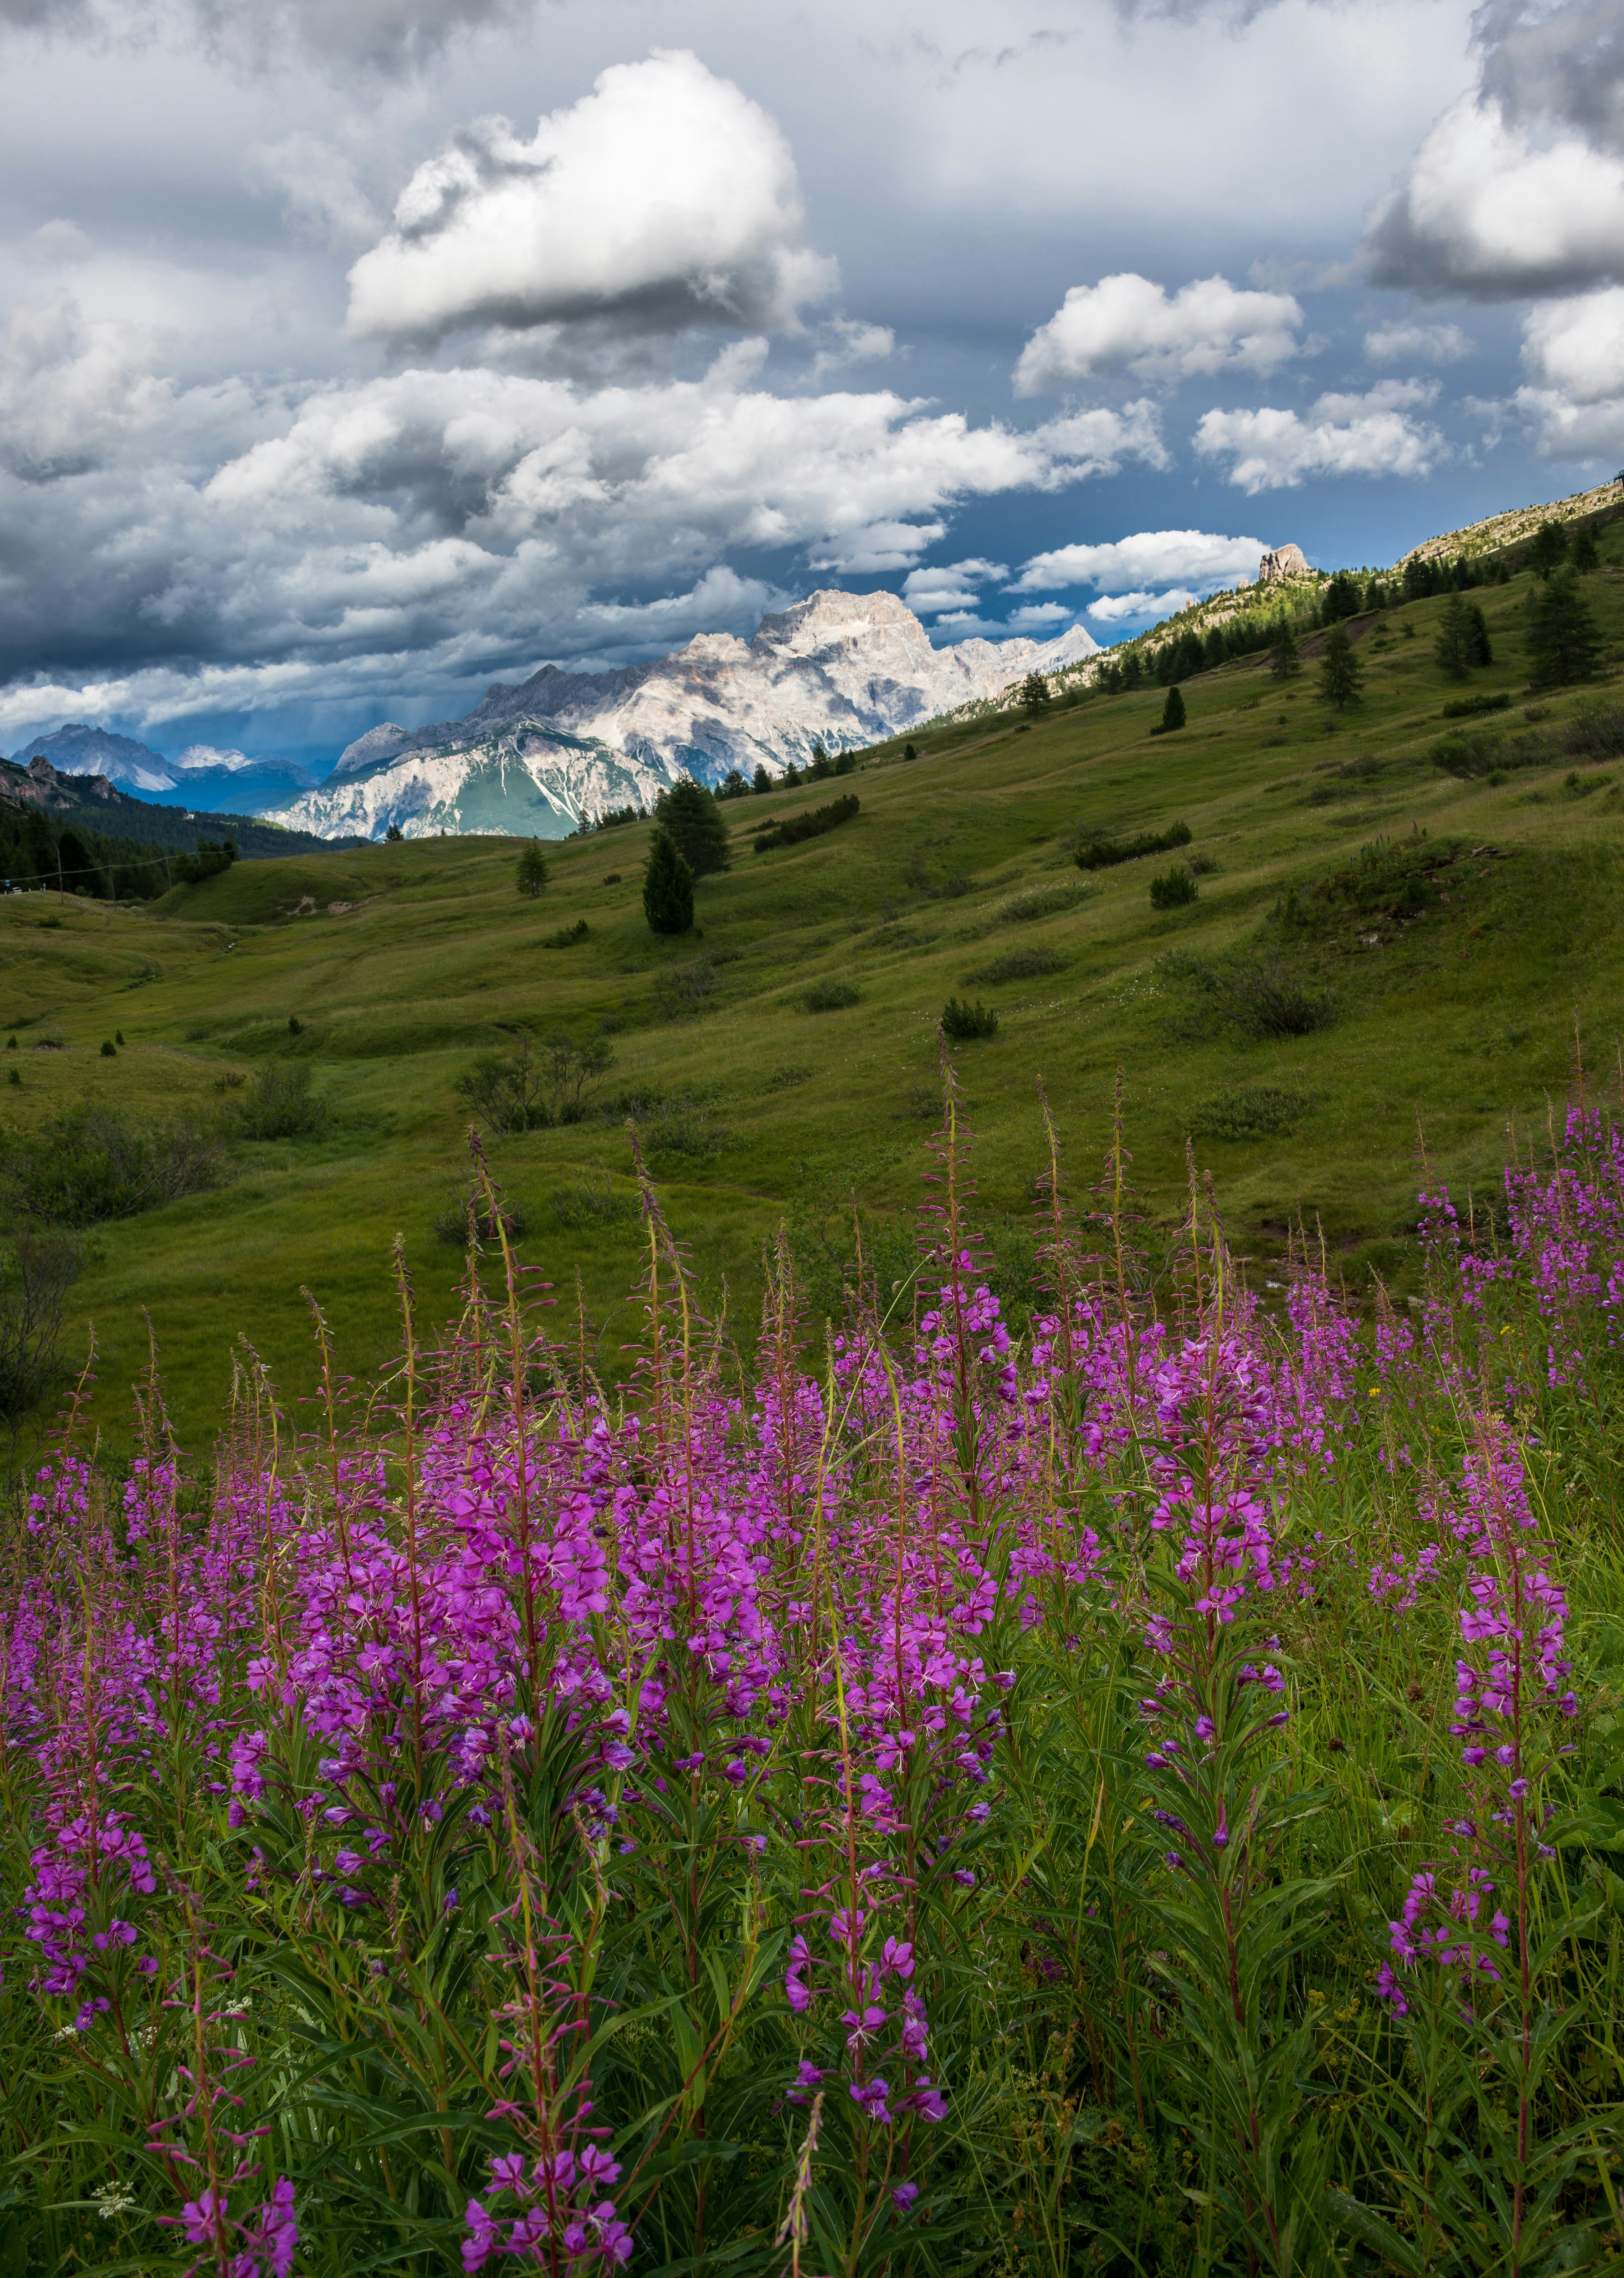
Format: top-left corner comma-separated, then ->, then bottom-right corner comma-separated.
10,723 -> 180,794
276,591 -> 1097,844
9,726 -> 314,814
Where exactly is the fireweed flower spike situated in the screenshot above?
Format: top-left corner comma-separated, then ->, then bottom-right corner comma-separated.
1,1099 -> 1618,2273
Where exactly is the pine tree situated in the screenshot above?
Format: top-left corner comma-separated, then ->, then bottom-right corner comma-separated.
1466,605 -> 1494,667
642,827 -> 694,935
1528,519 -> 1569,579
1434,591 -> 1472,681
516,841 -> 550,898
1324,570 -> 1363,622
1317,625 -> 1363,711
1570,525 -> 1600,574
809,744 -> 834,780
653,777 -> 730,877
1526,569 -> 1600,688
1121,649 -> 1144,691
752,764 -> 771,793
1155,684 -> 1187,734
1268,620 -> 1300,680
1019,671 -> 1050,719
385,821 -> 404,842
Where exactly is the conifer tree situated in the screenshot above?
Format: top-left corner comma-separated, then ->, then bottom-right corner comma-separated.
1019,671 -> 1051,719
1317,625 -> 1363,710
1466,604 -> 1494,667
752,763 -> 771,793
516,841 -> 549,898
1528,519 -> 1569,579
1121,649 -> 1144,691
1570,525 -> 1600,574
809,744 -> 834,779
1268,620 -> 1300,680
642,826 -> 694,935
653,777 -> 730,877
1156,684 -> 1187,734
1527,570 -> 1600,688
1434,591 -> 1472,681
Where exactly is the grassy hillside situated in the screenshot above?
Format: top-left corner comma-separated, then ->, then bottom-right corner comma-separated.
5,527 -> 1624,1451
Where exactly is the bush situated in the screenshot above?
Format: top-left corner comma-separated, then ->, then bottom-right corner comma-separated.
963,946 -> 1067,986
940,996 -> 999,1041
1186,1084 -> 1311,1142
1557,704 -> 1624,765
1,1105 -> 223,1225
752,794 -> 860,856
638,1100 -> 731,1163
0,1225 -> 82,1419
994,881 -> 1094,924
432,1185 -> 527,1247
1213,959 -> 1336,1039
1076,821 -> 1192,871
544,918 -> 589,949
551,1166 -> 637,1228
764,1064 -> 813,1091
99,1040 -> 116,1057
652,959 -> 719,1020
801,979 -> 860,1012
1441,692 -> 1511,720
455,1044 -> 550,1134
238,1062 -> 329,1141
1149,867 -> 1198,910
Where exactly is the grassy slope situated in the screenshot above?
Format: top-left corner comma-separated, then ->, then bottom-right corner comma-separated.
5,534 -> 1624,1450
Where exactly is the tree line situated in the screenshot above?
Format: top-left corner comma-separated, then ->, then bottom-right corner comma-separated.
0,795 -> 240,900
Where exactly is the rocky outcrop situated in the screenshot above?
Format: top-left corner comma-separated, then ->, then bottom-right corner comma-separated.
1259,544 -> 1311,584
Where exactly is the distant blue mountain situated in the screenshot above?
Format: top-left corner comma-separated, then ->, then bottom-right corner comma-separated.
8,724 -> 318,814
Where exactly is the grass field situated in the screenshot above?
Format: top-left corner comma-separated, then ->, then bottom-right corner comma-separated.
5,529 -> 1624,1450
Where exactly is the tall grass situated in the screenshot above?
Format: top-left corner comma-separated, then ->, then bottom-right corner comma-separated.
2,1081 -> 1622,2275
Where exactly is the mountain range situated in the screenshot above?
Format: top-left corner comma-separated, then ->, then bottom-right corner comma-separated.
8,593 -> 1091,847
273,590 -> 1097,842
8,726 -> 317,817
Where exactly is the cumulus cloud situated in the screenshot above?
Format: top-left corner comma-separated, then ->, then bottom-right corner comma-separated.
345,51 -> 839,350
1012,527 -> 1265,595
1475,0 -> 1624,158
1194,379 -> 1442,490
1515,285 -> 1624,455
811,318 -> 897,379
901,556 -> 1007,615
1003,600 -> 1072,629
0,0 -> 528,75
1086,588 -> 1199,621
1367,94 -> 1624,298
0,292 -> 172,479
0,321 -> 1166,730
1364,318 -> 1473,362
244,133 -> 381,251
1366,1 -> 1624,299
1014,272 -> 1302,394
20,217 -> 94,267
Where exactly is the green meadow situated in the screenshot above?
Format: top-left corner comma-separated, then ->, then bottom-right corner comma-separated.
5,530 -> 1624,1450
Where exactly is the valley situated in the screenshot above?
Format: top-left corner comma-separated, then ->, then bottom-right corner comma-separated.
4,524 -> 1623,1452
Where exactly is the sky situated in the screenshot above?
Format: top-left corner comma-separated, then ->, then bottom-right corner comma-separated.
2,0 -> 1624,772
